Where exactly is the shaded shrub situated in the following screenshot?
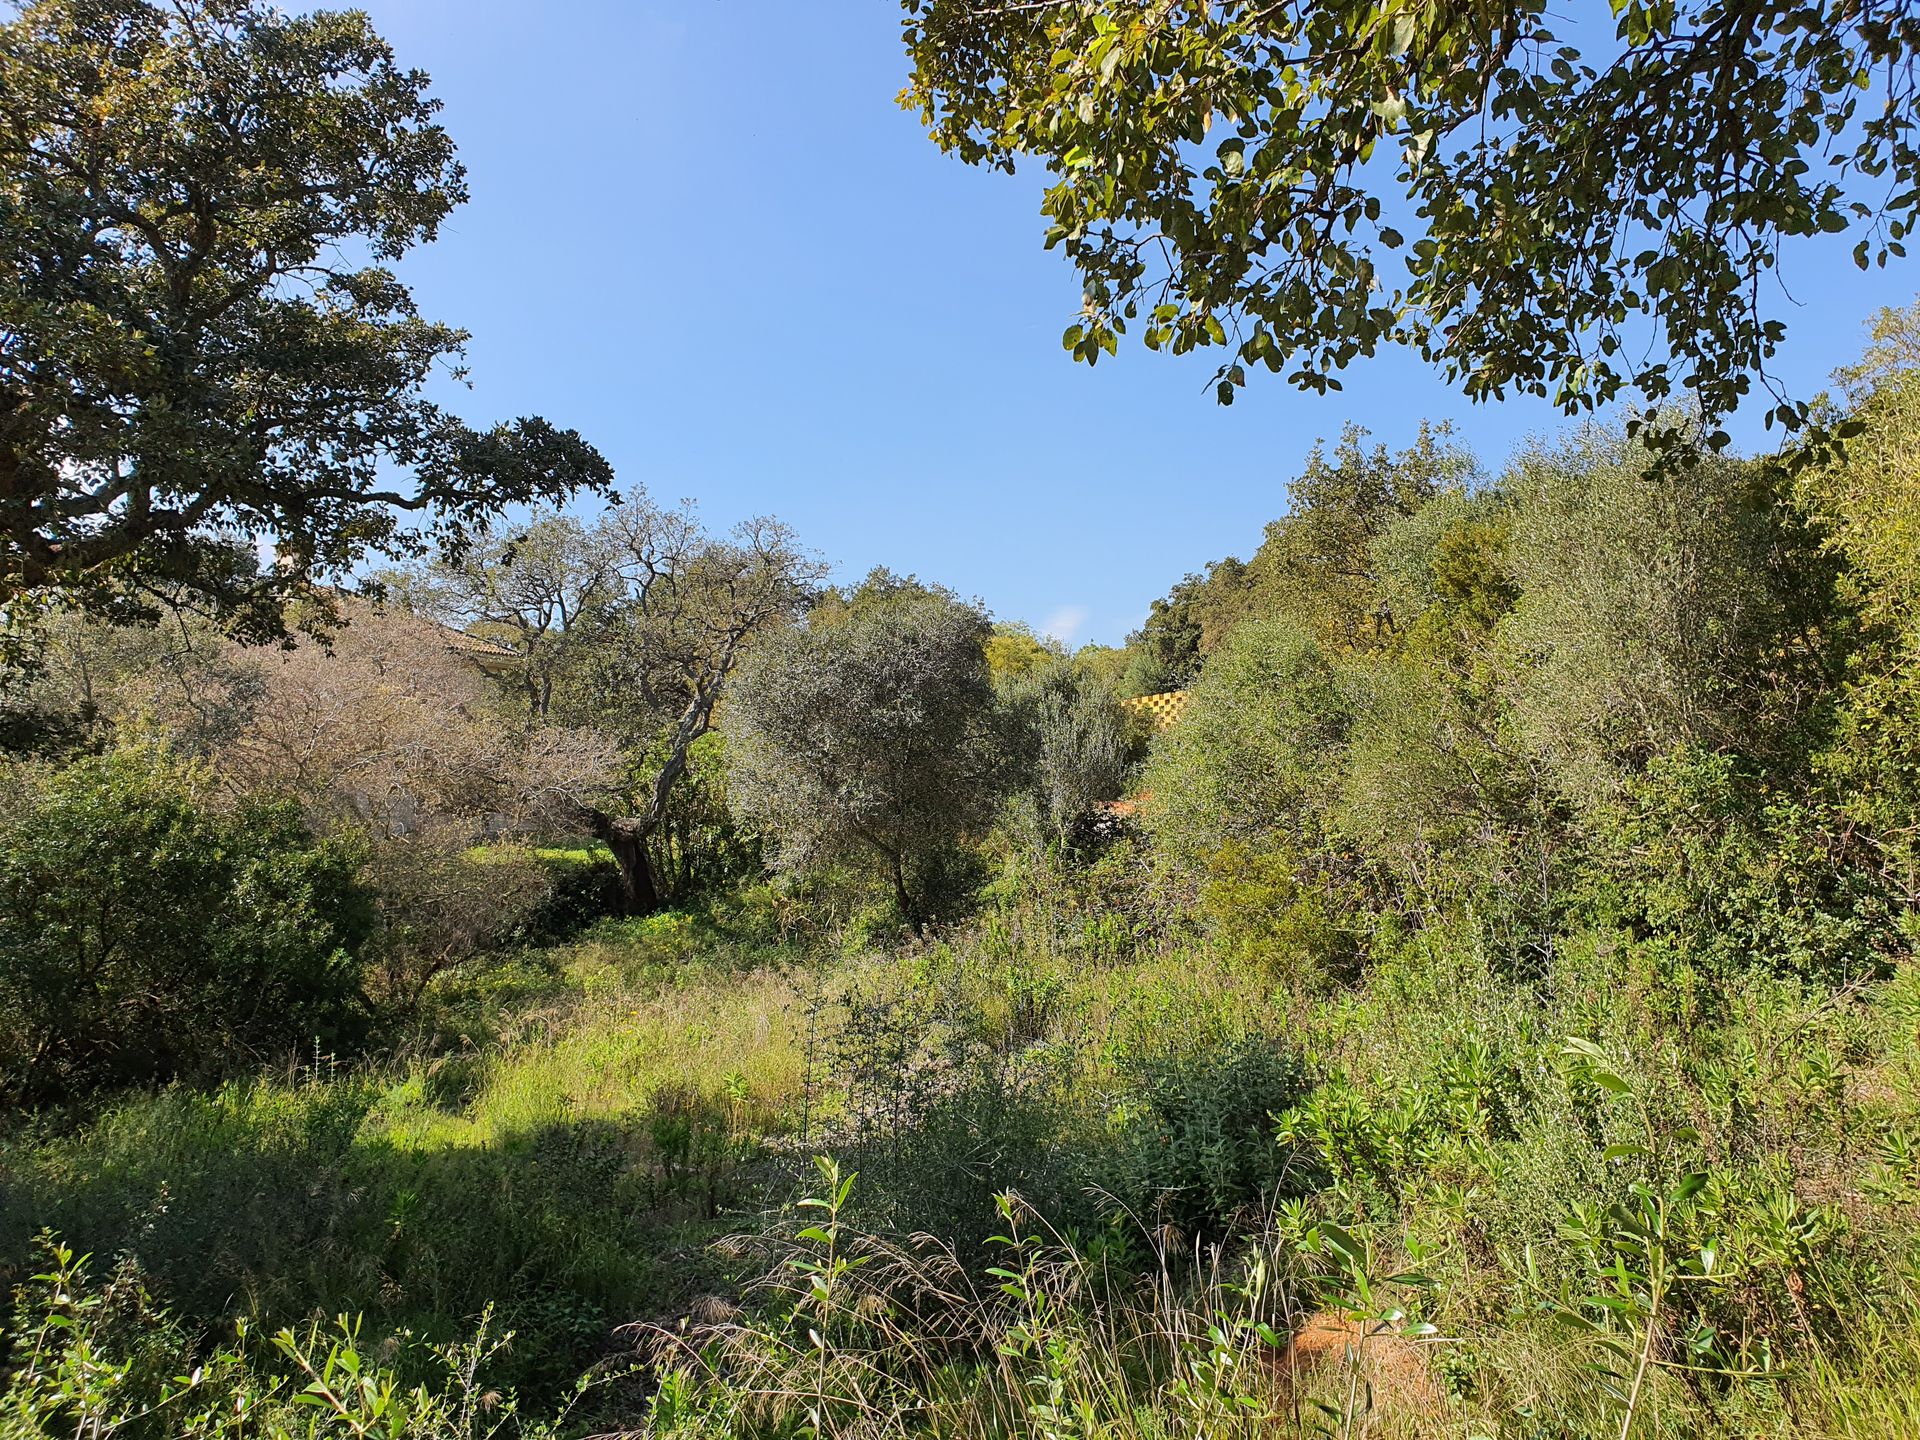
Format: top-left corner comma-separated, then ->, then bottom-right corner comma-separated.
0,1236 -> 592,1439
1581,745 -> 1904,984
0,745 -> 375,1106
812,971 -> 1082,1258
842,1058 -> 1081,1262
368,833 -> 550,1007
515,845 -> 626,943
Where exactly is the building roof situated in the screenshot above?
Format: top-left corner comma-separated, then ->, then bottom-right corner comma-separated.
432,622 -> 518,663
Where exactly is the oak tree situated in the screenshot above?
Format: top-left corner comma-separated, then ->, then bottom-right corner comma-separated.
0,0 -> 609,642
420,494 -> 823,913
901,0 -> 1920,435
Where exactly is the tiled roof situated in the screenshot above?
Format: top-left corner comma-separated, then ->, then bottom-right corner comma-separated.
433,623 -> 518,660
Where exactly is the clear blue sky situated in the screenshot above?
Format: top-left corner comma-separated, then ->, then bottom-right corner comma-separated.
365,0 -> 1917,648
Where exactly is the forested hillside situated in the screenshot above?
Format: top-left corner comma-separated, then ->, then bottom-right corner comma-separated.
6,2 -> 1920,1438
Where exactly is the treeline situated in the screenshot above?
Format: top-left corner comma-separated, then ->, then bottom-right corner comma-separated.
0,518 -> 1136,1105
1128,386 -> 1916,991
5,309 -> 1920,1440
9,304 -> 1920,1109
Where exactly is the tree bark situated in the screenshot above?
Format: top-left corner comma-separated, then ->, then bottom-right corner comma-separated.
582,682 -> 729,916
588,810 -> 660,916
890,854 -> 924,935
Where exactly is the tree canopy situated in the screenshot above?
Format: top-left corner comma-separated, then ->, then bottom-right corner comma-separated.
0,0 -> 610,643
417,494 -> 823,913
724,571 -> 1005,926
901,0 -> 1920,433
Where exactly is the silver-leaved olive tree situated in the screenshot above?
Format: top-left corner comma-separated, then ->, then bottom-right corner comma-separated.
724,570 -> 1008,929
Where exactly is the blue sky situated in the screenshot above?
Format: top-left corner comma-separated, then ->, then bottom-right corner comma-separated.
364,0 -> 1918,648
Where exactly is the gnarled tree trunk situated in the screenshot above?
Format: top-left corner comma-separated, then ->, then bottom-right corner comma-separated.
588,810 -> 661,915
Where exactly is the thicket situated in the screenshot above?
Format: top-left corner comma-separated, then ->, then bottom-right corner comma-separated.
0,746 -> 375,1106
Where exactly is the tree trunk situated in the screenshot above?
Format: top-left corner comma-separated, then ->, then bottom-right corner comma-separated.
583,682 -> 728,918
890,854 -> 924,935
589,811 -> 660,916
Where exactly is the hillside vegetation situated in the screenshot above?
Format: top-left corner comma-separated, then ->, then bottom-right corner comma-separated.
5,307 -> 1920,1438
5,2 -> 1920,1436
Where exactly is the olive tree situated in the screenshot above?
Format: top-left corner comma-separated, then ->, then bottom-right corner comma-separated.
1497,424 -> 1826,805
1002,660 -> 1131,847
724,572 -> 1006,927
0,0 -> 610,643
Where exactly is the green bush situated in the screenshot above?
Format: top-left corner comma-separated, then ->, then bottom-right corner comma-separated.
0,745 -> 375,1105
1097,1036 -> 1316,1238
516,845 -> 626,943
1195,839 -> 1359,987
1140,616 -> 1349,869
999,660 -> 1133,847
1580,745 -> 1904,984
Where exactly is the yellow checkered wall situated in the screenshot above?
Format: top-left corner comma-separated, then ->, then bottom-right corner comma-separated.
1120,690 -> 1189,731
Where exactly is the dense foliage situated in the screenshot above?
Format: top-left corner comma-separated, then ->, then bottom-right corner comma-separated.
0,745 -> 374,1105
724,572 -> 1007,927
0,0 -> 609,642
5,5 -> 1920,1435
8,327 -> 1920,1437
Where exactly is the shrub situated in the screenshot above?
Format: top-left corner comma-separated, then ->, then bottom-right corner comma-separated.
1196,840 -> 1360,988
1140,616 -> 1349,869
1498,428 -> 1825,804
1097,1036 -> 1317,1238
1581,745 -> 1904,984
368,833 -> 550,1007
999,661 -> 1132,848
0,745 -> 375,1105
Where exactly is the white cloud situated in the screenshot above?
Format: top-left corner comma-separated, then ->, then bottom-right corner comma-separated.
1041,605 -> 1089,646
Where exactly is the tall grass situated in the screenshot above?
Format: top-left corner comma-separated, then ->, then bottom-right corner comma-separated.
5,905 -> 1918,1435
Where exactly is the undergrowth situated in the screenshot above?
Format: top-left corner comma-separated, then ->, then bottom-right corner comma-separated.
4,901 -> 1917,1436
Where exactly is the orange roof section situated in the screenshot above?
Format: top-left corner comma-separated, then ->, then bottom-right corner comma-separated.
434,622 -> 518,665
